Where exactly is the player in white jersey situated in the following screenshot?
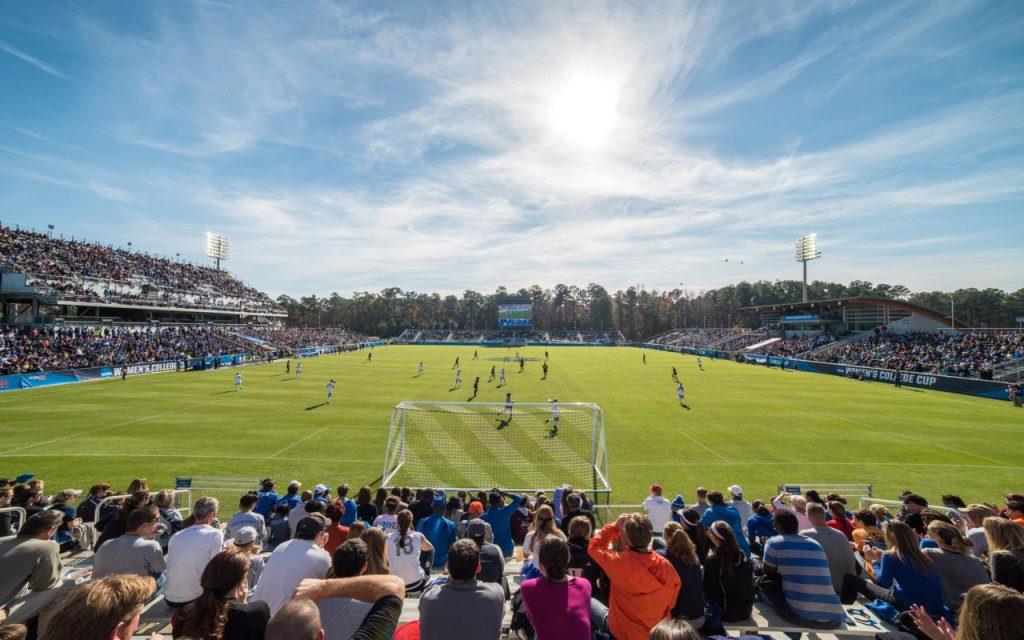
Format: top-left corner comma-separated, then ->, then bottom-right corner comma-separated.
545,398 -> 560,438
503,392 -> 514,417
454,370 -> 462,388
417,361 -> 424,377
295,362 -> 302,379
326,379 -> 336,403
234,372 -> 242,391
676,381 -> 686,406
498,368 -> 506,386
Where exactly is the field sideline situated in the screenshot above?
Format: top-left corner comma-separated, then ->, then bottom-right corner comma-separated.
1,345 -> 1021,509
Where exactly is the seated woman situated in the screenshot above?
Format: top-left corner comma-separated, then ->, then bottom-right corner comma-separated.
658,522 -> 706,630
921,521 -> 989,612
172,549 -> 269,640
519,536 -> 591,640
702,520 -> 754,622
385,509 -> 433,593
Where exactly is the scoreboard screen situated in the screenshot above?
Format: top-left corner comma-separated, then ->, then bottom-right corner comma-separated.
498,304 -> 532,328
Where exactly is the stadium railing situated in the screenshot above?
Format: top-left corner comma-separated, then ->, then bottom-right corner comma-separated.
0,506 -> 27,542
778,483 -> 873,500
174,476 -> 263,517
90,489 -> 191,524
856,497 -> 968,531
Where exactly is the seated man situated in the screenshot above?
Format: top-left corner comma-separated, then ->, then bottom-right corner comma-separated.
226,492 -> 268,543
290,573 -> 406,640
92,506 -> 166,581
164,496 -> 223,608
0,511 -> 65,621
700,491 -> 750,554
419,540 -> 504,640
317,539 -> 373,640
39,574 -> 156,640
253,514 -> 332,615
801,503 -> 860,602
761,510 -> 845,629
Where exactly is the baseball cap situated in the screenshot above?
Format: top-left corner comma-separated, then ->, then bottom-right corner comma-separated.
295,513 -> 328,538
468,501 -> 484,516
55,489 -> 82,502
314,484 -> 329,495
432,496 -> 446,508
466,519 -> 488,540
671,495 -> 685,510
14,473 -> 35,484
650,484 -> 662,495
234,526 -> 259,545
728,485 -> 743,497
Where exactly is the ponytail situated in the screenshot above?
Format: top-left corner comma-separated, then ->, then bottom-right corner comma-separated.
396,509 -> 413,556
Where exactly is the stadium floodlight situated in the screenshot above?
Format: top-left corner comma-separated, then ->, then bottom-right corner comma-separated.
794,233 -> 822,303
205,231 -> 230,270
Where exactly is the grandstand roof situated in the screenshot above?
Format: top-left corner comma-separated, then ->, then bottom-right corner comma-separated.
738,297 -> 969,329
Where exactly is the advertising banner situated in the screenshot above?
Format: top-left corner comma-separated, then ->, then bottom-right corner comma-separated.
792,360 -> 1010,401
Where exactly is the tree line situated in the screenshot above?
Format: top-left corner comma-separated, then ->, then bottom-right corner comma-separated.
275,281 -> 1024,340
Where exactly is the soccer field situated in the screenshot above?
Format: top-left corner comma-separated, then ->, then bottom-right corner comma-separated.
2,345 -> 1021,509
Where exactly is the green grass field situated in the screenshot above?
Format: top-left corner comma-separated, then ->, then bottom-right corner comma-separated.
2,345 -> 1021,510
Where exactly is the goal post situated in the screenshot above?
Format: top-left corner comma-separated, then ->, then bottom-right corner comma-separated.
382,401 -> 610,508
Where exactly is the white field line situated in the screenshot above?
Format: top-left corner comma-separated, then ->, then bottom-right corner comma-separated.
672,429 -> 732,463
266,427 -> 330,459
2,452 -> 373,463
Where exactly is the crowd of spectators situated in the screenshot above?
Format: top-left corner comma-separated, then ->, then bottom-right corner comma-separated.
229,326 -> 368,350
757,334 -> 838,357
1,226 -> 283,314
650,329 -> 766,350
2,474 -> 1023,640
818,330 -> 1024,378
397,329 -> 625,345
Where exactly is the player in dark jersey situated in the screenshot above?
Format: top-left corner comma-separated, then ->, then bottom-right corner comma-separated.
488,365 -> 496,382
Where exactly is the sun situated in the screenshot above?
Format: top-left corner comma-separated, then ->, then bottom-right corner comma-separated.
546,72 -> 620,149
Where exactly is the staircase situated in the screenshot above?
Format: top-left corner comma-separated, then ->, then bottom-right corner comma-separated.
742,337 -> 781,353
992,358 -> 1024,382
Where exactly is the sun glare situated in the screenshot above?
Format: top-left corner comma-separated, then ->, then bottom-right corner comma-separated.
546,72 -> 620,149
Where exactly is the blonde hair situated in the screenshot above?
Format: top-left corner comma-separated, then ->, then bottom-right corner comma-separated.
348,521 -> 366,540
884,520 -> 932,573
361,527 -> 389,575
530,505 -> 564,554
41,575 -> 155,640
663,521 -> 698,566
927,520 -> 972,554
869,504 -> 892,523
983,517 -> 1024,560
957,583 -> 1024,640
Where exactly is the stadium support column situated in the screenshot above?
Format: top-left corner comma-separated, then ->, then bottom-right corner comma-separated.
802,261 -> 808,303
794,233 -> 821,304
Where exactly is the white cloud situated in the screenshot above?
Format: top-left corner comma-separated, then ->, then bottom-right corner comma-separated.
0,39 -> 67,78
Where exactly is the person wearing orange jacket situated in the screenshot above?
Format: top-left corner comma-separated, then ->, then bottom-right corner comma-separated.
588,513 -> 681,640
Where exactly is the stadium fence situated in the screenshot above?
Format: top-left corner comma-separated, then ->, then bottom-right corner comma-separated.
0,506 -> 26,542
777,483 -> 874,500
174,476 -> 263,518
856,497 -> 968,531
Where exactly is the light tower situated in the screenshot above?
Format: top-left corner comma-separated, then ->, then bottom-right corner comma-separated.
205,231 -> 230,271
794,233 -> 821,303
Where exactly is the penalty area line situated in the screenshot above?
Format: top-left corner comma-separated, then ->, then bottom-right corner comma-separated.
266,427 -> 330,460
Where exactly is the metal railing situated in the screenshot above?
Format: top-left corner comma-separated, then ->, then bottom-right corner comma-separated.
90,489 -> 192,524
0,506 -> 27,541
856,497 -> 968,532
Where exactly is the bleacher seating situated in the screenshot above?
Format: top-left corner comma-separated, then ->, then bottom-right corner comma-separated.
397,328 -> 625,345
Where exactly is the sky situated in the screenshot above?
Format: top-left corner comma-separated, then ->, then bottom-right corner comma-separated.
1,1 -> 1022,298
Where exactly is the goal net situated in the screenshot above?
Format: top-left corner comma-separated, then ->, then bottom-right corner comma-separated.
382,401 -> 609,500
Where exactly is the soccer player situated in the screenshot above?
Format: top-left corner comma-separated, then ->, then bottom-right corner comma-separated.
234,372 -> 242,391
544,350 -> 549,362
498,368 -> 506,387
544,398 -> 559,438
285,359 -> 291,374
121,368 -> 128,382
473,350 -> 478,360
472,376 -> 480,396
676,381 -> 685,406
503,392 -> 514,417
671,366 -> 678,382
488,365 -> 496,382
697,357 -> 704,371
367,351 -> 372,362
417,361 -> 424,377
453,356 -> 460,370
296,362 -> 302,379
454,370 -> 462,388
642,352 -> 647,365
519,357 -> 525,373
542,361 -> 548,379
326,378 -> 336,403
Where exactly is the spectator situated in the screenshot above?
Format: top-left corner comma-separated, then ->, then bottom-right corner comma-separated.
589,513 -> 681,640
417,495 -> 456,569
313,484 -> 332,505
465,520 -> 505,588
289,492 -> 321,538
48,489 -> 86,550
0,486 -> 13,538
386,509 -> 433,593
510,495 -> 533,546
642,484 -> 673,535
746,501 -> 775,555
231,526 -> 266,588
983,516 -> 1024,591
658,522 -> 705,628
702,520 -> 754,622
266,599 -> 323,640
692,487 -> 710,516
1007,500 -> 1024,526
772,492 -> 812,531
961,504 -> 997,556
373,496 -> 401,534
76,483 -> 112,524
727,485 -> 752,533
361,527 -> 389,575
254,479 -> 279,519
226,492 -> 267,543
699,491 -> 750,554
154,490 -> 184,551
456,501 -> 490,540
293,573 -> 406,640
347,522 -> 366,540
909,583 -> 1024,640
253,514 -> 332,615
446,495 -> 466,529
481,489 -> 523,557
842,520 -> 944,621
96,491 -> 151,550
648,618 -> 702,640
0,511 -> 64,610
173,549 -> 269,640
922,521 -> 989,611
323,500 -> 350,555
355,486 -> 377,526
40,574 -> 156,640
851,509 -> 885,553
408,488 -> 434,525
523,505 -> 565,579
559,493 -> 596,533
679,508 -> 710,563
165,496 -> 223,608
266,504 -> 291,552
801,503 -> 860,601
317,539 -> 373,639
760,509 -> 844,629
419,539 -> 504,640
0,624 -> 27,640
520,536 -> 591,640
826,500 -> 855,540
336,484 -> 357,528
93,506 -> 166,581
901,494 -> 929,535
566,515 -> 604,599
277,481 -> 303,511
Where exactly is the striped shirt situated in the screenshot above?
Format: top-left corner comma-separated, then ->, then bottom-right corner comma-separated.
762,534 -> 845,624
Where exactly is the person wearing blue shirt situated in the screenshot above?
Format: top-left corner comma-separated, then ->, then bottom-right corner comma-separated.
336,484 -> 358,528
254,479 -> 279,519
481,489 -> 522,557
746,502 -> 776,554
417,496 -> 458,568
276,480 -> 303,511
699,491 -> 750,554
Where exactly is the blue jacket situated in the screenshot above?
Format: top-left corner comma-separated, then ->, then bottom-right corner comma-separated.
746,513 -> 775,547
481,495 -> 523,557
700,504 -> 750,554
873,552 -> 944,617
340,498 -> 358,527
417,514 -> 458,567
255,491 -> 279,518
